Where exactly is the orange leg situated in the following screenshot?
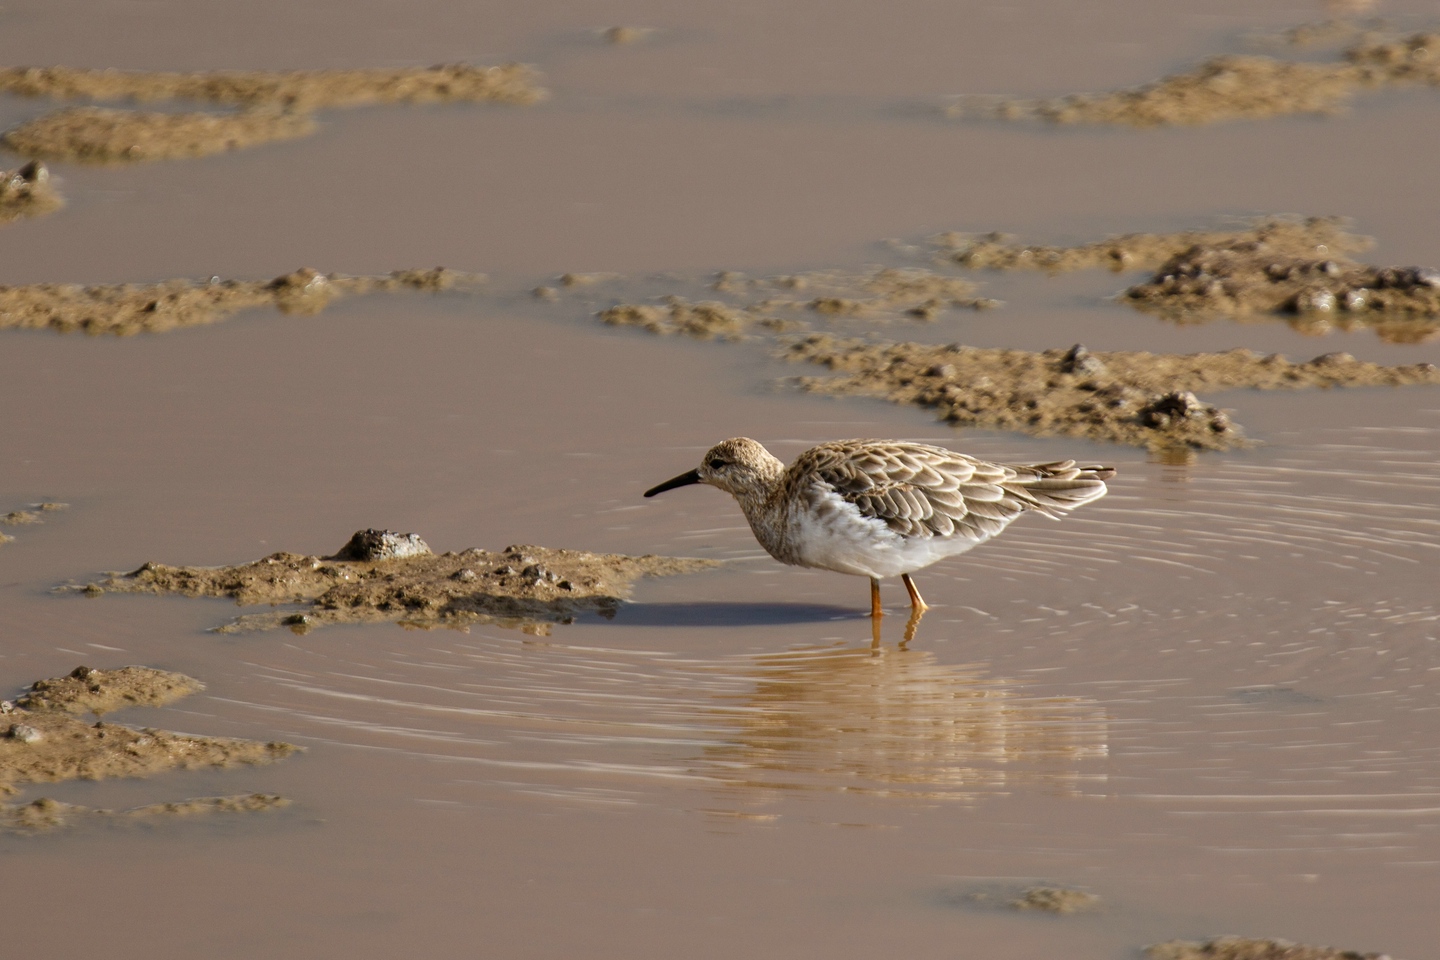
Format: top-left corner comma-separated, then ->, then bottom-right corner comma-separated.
869,578 -> 883,648
901,574 -> 929,615
900,574 -> 928,648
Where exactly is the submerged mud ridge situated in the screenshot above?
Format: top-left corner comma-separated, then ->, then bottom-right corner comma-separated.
600,265 -> 998,339
950,29 -> 1440,126
787,335 -> 1440,451
0,161 -> 61,224
965,884 -> 1102,915
3,793 -> 289,835
0,63 -> 544,162
0,665 -> 297,795
0,267 -> 478,335
78,528 -> 720,634
1146,936 -> 1395,960
0,501 -> 68,546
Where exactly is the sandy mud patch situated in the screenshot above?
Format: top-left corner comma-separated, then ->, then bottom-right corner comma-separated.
0,665 -> 297,797
786,335 -> 1438,451
1146,936 -> 1395,960
0,63 -> 544,162
0,267 -> 478,335
76,528 -> 720,634
3,792 -> 289,835
4,106 -> 315,163
0,63 -> 544,110
948,29 -> 1440,127
0,161 -> 61,224
13,664 -> 202,715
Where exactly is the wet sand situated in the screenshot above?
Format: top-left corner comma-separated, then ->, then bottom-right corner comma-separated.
2,0 -> 1439,958
2,664 -> 297,833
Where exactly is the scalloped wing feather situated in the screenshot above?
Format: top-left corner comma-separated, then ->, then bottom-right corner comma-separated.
790,440 -> 1109,542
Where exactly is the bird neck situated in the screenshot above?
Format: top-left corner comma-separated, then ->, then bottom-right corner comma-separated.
730,457 -> 792,559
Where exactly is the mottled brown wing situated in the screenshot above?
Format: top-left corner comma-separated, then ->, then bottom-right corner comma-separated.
792,441 -> 1016,542
793,441 -> 1111,542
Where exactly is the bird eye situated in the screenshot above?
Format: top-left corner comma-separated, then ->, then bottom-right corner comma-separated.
707,457 -> 726,469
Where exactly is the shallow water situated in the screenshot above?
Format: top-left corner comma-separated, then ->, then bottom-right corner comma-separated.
3,1 -> 1440,958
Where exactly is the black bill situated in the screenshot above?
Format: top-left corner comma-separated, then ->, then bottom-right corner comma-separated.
643,468 -> 702,497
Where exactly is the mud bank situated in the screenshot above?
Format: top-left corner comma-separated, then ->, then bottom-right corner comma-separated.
2,792 -> 289,835
950,29 -> 1440,126
938,218 -> 1362,275
77,528 -> 720,634
786,335 -> 1439,451
1125,236 -> 1440,343
941,218 -> 1439,342
1146,937 -> 1394,960
0,161 -> 61,224
0,63 -> 544,110
0,63 -> 544,162
4,106 -> 315,163
0,267 -> 478,335
0,665 -> 297,795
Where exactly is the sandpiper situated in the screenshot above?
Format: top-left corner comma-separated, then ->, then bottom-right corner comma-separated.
644,438 -> 1114,634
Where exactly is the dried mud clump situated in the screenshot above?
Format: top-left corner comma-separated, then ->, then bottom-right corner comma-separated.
15,665 -> 203,715
786,335 -> 1440,451
1125,237 -> 1440,344
0,266 -> 479,336
938,218 -> 1364,274
951,30 -> 1440,127
0,161 -> 62,223
77,529 -> 719,634
3,792 -> 289,835
3,106 -> 316,163
0,63 -> 545,110
1146,936 -> 1394,960
0,666 -> 297,795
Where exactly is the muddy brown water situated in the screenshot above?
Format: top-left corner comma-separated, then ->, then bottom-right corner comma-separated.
3,1 -> 1440,958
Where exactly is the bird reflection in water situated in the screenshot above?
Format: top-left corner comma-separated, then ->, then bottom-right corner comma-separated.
700,644 -> 1108,802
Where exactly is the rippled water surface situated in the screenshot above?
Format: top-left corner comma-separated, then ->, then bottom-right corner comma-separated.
2,0 -> 1440,958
